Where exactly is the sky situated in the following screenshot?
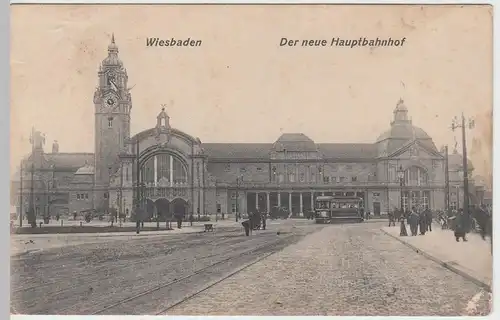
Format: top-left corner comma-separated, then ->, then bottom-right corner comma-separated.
10,4 -> 493,181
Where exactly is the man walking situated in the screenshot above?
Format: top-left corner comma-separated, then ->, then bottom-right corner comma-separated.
408,208 -> 419,236
454,209 -> 468,242
418,210 -> 427,235
425,209 -> 433,232
388,210 -> 396,227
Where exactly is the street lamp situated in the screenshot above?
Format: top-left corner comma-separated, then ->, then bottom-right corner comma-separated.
451,113 -> 475,221
397,165 -> 408,236
235,176 -> 243,222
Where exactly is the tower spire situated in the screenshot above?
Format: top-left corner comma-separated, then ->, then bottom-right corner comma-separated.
111,33 -> 115,44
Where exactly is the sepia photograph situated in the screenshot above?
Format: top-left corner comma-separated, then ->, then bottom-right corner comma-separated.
9,3 -> 493,316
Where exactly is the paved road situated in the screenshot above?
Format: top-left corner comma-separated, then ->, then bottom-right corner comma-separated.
11,220 -> 490,316
166,222 -> 491,316
11,219 -> 324,315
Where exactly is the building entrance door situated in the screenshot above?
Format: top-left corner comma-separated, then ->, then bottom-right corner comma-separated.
373,202 -> 381,216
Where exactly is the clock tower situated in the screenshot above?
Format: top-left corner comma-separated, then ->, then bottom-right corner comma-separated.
93,34 -> 132,210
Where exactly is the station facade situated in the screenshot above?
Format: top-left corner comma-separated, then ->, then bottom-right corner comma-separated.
11,37 -> 486,220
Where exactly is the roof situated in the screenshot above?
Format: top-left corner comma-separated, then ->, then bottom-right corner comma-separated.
75,164 -> 95,175
448,151 -> 474,171
317,143 -> 378,159
376,123 -> 432,142
44,153 -> 94,169
274,133 -> 317,152
202,142 -> 378,160
203,143 -> 272,159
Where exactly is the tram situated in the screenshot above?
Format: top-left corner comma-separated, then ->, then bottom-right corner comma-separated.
315,196 -> 364,224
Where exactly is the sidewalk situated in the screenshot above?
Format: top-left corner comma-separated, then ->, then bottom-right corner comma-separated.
10,220 -> 243,257
381,225 -> 492,291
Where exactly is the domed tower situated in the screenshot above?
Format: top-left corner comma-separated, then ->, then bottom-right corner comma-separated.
376,99 -> 437,156
93,34 -> 132,210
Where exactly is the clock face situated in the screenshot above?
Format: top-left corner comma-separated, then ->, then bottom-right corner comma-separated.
104,96 -> 118,109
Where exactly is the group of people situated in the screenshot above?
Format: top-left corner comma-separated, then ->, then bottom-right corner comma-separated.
392,207 -> 433,237
392,204 -> 492,243
241,211 -> 268,236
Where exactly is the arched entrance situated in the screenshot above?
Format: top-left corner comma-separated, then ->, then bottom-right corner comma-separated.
155,198 -> 171,222
145,199 -> 156,221
171,198 -> 188,219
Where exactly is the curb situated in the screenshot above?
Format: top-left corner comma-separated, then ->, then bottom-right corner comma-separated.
380,228 -> 492,293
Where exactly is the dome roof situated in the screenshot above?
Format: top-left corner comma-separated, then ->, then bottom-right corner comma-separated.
273,133 -> 317,152
102,34 -> 123,67
376,99 -> 437,154
448,150 -> 474,171
75,163 -> 95,175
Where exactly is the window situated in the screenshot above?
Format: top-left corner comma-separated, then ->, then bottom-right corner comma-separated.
323,176 -> 330,183
126,167 -> 129,181
239,167 -> 246,173
76,194 -> 81,200
216,204 -> 221,213
288,173 -> 295,182
278,174 -> 285,183
108,118 -> 113,128
351,176 -> 357,182
85,193 -> 89,199
405,166 -> 429,186
224,164 -> 231,172
450,201 -> 457,211
330,176 -> 336,183
256,167 -> 262,172
402,191 -> 409,212
311,173 -> 316,182
411,191 -> 420,210
339,177 -> 346,183
231,203 -> 237,213
421,191 -> 430,210
299,173 -> 305,182
216,189 -> 220,197
104,192 -> 109,199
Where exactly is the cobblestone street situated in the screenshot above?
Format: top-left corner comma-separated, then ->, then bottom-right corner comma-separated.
167,222 -> 492,316
10,219 -> 323,315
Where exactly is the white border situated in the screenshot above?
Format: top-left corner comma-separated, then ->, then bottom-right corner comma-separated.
4,1 -> 497,320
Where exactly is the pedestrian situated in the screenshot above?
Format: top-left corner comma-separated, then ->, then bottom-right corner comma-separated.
176,214 -> 182,229
454,209 -> 468,242
241,220 -> 250,236
388,211 -> 395,227
189,213 -> 194,226
408,208 -> 419,236
399,213 -> 408,236
261,212 -> 267,230
418,210 -> 427,235
425,209 -> 433,232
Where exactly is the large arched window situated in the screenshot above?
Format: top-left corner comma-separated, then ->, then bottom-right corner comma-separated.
404,166 -> 428,186
141,154 -> 188,186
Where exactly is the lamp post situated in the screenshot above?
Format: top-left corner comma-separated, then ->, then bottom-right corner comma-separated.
451,113 -> 475,221
397,165 -> 408,236
235,176 -> 243,222
19,160 -> 23,228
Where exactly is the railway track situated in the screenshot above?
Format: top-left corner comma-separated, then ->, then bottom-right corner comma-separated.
91,232 -> 304,315
11,229 -> 245,312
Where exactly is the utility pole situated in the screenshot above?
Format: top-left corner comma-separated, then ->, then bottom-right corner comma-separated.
197,162 -> 201,220
19,160 -> 23,227
28,127 -> 37,228
444,145 -> 450,215
451,114 -> 475,220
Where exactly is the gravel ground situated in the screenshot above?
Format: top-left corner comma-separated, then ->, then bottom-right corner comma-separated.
11,219 -> 323,315
166,222 -> 492,316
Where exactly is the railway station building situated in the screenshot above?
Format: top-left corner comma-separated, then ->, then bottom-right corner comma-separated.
11,37 -> 487,220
